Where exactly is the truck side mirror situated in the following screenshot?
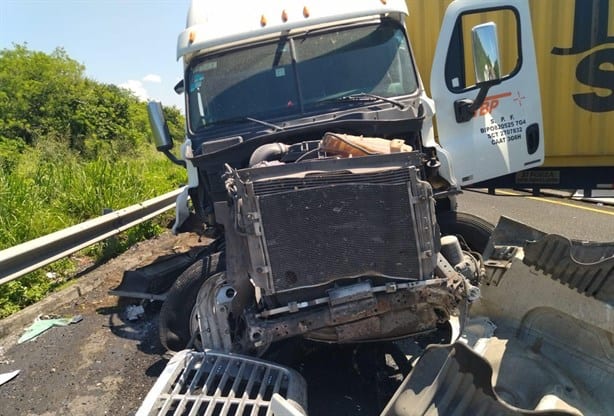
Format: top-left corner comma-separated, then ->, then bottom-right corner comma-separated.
454,22 -> 502,123
147,101 -> 186,167
472,22 -> 501,84
147,101 -> 173,151
174,80 -> 185,95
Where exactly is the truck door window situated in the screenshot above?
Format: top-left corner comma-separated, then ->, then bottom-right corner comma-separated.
445,8 -> 520,92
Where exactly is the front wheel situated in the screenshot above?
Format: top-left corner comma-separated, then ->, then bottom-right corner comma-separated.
159,251 -> 224,351
437,211 -> 494,253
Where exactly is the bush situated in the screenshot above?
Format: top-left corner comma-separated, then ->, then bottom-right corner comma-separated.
0,45 -> 187,317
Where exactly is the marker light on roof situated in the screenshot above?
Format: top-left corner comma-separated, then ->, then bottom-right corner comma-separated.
282,10 -> 288,22
260,15 -> 267,27
188,31 -> 196,43
303,6 -> 310,18
381,0 -> 387,4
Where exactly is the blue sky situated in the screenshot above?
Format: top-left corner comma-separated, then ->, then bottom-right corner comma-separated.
0,0 -> 190,109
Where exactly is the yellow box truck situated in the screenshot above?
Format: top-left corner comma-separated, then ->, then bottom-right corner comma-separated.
406,0 -> 614,194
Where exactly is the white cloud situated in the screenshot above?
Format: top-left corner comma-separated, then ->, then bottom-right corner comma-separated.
142,74 -> 162,83
119,80 -> 148,101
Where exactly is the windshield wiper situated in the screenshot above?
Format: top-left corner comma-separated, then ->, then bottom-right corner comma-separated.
336,93 -> 407,110
245,117 -> 284,131
208,116 -> 284,131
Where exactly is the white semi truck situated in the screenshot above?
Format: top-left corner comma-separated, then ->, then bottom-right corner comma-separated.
142,1 -> 613,414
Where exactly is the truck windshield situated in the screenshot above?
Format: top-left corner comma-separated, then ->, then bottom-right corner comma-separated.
186,20 -> 418,132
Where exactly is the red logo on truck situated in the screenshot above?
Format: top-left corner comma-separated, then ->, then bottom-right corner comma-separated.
475,92 -> 512,117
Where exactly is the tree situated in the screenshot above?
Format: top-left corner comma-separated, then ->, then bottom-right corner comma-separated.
0,45 -> 85,146
0,44 -> 185,160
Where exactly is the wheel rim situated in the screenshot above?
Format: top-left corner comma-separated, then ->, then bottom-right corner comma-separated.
188,272 -> 231,351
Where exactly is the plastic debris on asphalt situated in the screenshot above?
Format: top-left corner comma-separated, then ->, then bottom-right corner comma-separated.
0,370 -> 20,387
126,305 -> 145,321
17,314 -> 83,344
0,347 -> 13,365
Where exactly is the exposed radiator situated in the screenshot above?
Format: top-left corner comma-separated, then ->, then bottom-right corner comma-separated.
233,153 -> 438,295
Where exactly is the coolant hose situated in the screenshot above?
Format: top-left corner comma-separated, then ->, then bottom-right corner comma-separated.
248,143 -> 289,167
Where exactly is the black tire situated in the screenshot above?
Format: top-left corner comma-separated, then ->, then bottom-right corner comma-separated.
159,251 -> 224,351
437,211 -> 494,253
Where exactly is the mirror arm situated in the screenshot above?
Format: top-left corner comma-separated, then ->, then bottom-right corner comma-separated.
163,149 -> 187,167
454,79 -> 501,123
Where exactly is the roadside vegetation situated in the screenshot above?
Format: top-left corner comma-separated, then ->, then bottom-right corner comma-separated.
0,45 -> 186,317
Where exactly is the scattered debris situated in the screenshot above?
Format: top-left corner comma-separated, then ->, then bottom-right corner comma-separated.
126,305 -> 145,321
0,370 -> 20,387
572,189 -> 614,206
45,272 -> 58,279
0,347 -> 11,365
18,314 -> 83,344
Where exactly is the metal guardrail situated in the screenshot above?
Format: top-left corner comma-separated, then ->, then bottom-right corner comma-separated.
0,188 -> 183,286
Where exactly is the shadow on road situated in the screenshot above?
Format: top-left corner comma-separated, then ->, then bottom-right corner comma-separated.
96,297 -> 166,357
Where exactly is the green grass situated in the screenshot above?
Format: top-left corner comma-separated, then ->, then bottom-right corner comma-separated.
0,140 -> 185,318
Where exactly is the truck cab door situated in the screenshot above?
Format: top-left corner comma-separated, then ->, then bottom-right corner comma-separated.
431,0 -> 543,186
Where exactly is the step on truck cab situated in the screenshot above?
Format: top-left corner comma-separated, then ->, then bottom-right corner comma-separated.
148,0 -> 543,354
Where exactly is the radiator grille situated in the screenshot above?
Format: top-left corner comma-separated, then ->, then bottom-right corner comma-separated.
257,176 -> 420,292
137,350 -> 306,416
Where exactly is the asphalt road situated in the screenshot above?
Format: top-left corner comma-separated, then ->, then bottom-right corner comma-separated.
0,232 -> 210,416
458,188 -> 614,241
0,191 -> 611,416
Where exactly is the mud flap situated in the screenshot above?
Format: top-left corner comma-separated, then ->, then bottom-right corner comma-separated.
109,247 -> 207,300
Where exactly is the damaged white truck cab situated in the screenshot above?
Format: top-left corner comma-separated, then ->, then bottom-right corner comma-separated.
169,0 -> 544,188
149,0 -> 544,354
141,1 -> 614,415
